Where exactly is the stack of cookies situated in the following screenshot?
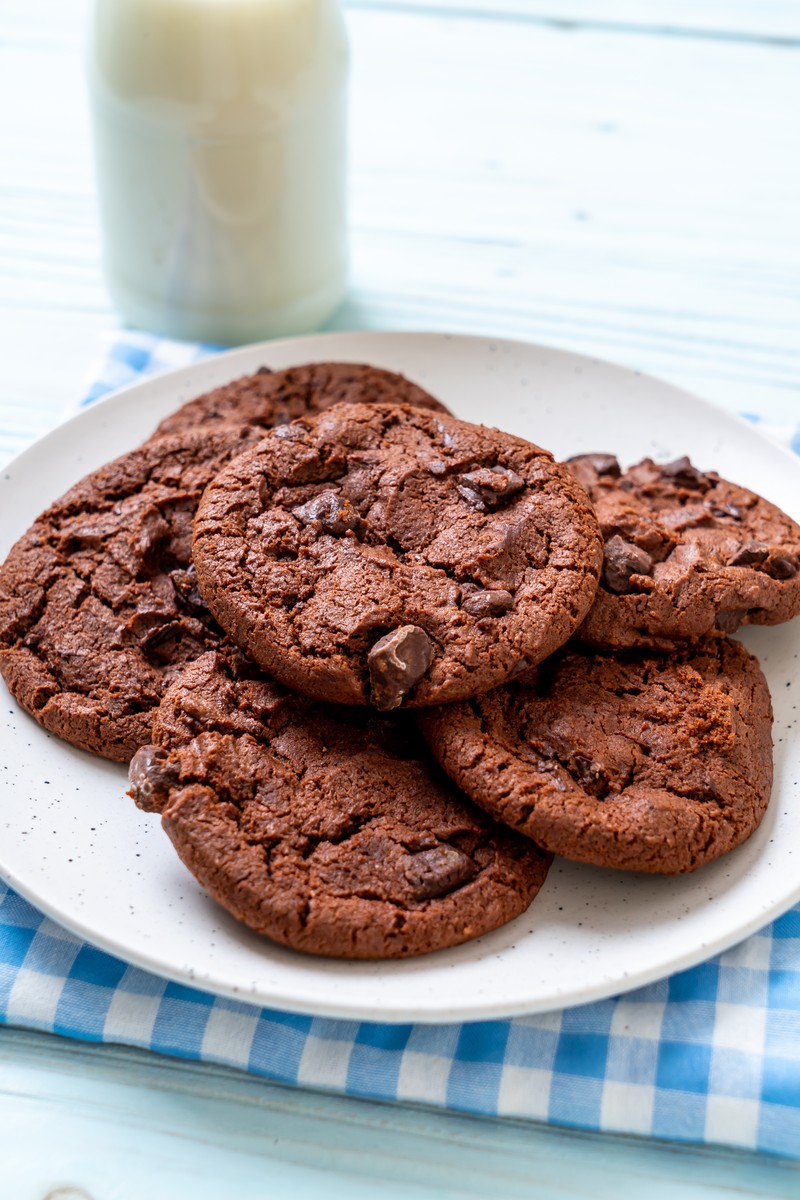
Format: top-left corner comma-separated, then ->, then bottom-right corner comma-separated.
1,363 -> 798,960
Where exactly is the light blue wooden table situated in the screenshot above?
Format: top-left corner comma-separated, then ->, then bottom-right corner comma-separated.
1,1 -> 799,1195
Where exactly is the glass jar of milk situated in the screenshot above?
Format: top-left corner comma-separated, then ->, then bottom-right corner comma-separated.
87,0 -> 349,344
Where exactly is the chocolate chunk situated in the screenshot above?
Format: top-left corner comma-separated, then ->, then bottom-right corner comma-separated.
660,456 -> 709,491
134,507 -> 170,567
727,541 -> 769,567
457,465 -> 525,511
256,366 -> 273,375
140,622 -> 184,661
715,609 -> 746,633
128,744 -> 180,813
293,491 -> 366,539
567,453 -> 621,478
708,501 -> 742,521
272,424 -> 306,440
170,564 -> 209,616
368,625 -> 433,711
125,610 -> 193,662
767,553 -> 799,580
403,844 -> 476,900
572,755 -> 609,798
126,610 -> 172,642
462,589 -> 514,617
602,535 -> 654,594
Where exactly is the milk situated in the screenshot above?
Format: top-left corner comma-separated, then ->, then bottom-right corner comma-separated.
87,0 -> 349,343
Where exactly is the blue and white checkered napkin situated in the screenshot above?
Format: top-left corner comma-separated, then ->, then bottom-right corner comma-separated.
3,330 -> 800,1158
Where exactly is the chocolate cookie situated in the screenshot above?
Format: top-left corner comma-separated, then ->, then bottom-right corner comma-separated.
192,403 -> 603,708
151,361 -> 449,439
568,454 -> 800,649
128,652 -> 551,958
0,426 -> 261,761
418,638 -> 773,875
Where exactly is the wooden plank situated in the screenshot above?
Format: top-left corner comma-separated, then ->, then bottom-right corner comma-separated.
8,0 -> 800,46
1,1027 -> 799,1200
350,0 -> 800,42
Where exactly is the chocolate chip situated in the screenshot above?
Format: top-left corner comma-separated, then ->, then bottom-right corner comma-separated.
727,541 -> 769,567
127,610 -> 172,641
126,611 -> 185,660
660,456 -> 709,491
293,491 -> 366,539
368,625 -> 433,711
272,424 -> 305,440
572,755 -> 609,798
256,366 -> 273,375
403,844 -> 476,900
708,501 -> 742,521
135,507 -> 170,564
462,588 -> 514,617
766,553 -> 799,580
457,465 -> 525,511
715,609 -> 746,633
140,622 -> 183,660
128,745 -> 180,812
566,453 -> 621,478
602,535 -> 654,594
170,564 -> 209,616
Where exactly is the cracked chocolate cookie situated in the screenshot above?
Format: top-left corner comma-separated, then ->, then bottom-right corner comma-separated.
128,652 -> 551,958
568,454 -> 800,649
418,637 -> 773,875
192,403 -> 603,708
151,361 -> 449,439
0,425 -> 261,761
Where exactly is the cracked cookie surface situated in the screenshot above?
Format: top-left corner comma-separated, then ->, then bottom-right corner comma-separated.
0,425 -> 261,761
151,361 -> 449,439
192,403 -> 603,708
417,638 -> 773,874
568,454 -> 800,649
129,652 -> 551,958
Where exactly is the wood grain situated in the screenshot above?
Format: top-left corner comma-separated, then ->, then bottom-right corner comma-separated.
0,1027 -> 798,1200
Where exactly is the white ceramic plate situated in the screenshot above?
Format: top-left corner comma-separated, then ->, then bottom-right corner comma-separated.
1,332 -> 799,1023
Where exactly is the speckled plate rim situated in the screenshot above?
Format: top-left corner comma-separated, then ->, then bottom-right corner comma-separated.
1,330 -> 799,1024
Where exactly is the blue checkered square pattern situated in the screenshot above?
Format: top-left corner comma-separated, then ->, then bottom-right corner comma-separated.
2,331 -> 800,1158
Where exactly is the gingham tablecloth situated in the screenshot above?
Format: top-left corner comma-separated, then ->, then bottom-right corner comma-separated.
2,331 -> 800,1159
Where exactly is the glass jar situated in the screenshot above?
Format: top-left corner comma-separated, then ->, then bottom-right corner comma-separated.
87,0 -> 349,344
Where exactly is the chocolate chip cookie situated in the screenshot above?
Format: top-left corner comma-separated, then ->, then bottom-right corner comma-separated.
568,454 -> 800,649
0,426 -> 261,761
192,403 -> 603,708
151,361 -> 448,439
418,637 -> 773,874
128,652 -> 551,958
